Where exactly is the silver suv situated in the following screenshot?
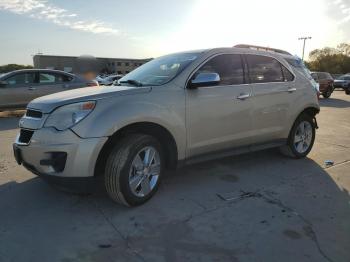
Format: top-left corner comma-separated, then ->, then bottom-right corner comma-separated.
0,69 -> 98,110
13,45 -> 320,206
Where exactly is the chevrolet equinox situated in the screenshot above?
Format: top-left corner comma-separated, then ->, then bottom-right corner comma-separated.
13,45 -> 320,206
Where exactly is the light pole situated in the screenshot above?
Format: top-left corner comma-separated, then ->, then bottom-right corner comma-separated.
298,37 -> 312,61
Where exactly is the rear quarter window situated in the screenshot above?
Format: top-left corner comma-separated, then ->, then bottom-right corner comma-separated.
281,65 -> 294,81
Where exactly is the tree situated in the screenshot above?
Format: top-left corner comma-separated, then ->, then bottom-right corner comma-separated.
338,43 -> 350,56
0,64 -> 33,73
306,43 -> 350,74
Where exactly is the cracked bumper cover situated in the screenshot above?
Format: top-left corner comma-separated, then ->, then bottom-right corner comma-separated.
14,127 -> 108,184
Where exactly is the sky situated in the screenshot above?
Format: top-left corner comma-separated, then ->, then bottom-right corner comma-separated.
0,0 -> 349,65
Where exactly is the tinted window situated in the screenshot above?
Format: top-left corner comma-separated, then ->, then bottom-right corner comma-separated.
246,55 -> 284,83
282,65 -> 294,81
195,54 -> 244,85
39,73 -> 72,84
5,73 -> 35,85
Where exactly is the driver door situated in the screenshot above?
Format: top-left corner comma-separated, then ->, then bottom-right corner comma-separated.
0,72 -> 38,109
186,54 -> 253,157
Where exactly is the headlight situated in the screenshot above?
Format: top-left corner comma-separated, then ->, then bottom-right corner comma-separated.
44,101 -> 96,131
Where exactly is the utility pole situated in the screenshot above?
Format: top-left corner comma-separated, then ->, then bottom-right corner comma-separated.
298,37 -> 312,61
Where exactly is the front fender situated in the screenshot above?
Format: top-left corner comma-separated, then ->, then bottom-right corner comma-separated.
71,87 -> 186,159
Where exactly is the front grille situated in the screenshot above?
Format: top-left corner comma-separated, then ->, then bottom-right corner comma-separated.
26,109 -> 42,119
18,129 -> 34,144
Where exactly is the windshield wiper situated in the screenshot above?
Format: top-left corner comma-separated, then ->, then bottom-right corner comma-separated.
118,79 -> 143,87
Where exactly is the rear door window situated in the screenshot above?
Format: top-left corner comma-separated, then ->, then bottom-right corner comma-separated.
246,55 -> 284,83
195,54 -> 244,85
39,73 -> 72,84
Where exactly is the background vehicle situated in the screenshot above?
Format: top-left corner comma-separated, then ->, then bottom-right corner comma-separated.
311,71 -> 334,98
0,69 -> 98,110
334,74 -> 350,94
14,45 -> 319,207
96,74 -> 123,85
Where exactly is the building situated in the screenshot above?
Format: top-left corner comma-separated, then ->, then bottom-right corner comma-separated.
33,54 -> 152,75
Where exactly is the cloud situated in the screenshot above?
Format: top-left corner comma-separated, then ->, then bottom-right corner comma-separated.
329,0 -> 350,24
0,0 -> 119,35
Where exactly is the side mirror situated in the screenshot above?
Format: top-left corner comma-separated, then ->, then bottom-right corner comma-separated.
188,73 -> 220,89
0,81 -> 8,88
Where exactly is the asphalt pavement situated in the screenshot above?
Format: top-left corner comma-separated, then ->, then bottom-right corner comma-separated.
0,91 -> 349,262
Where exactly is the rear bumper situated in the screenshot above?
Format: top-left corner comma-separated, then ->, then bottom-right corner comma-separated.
13,127 -> 108,179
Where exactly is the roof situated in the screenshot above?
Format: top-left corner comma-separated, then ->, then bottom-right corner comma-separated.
33,54 -> 152,61
234,44 -> 292,56
0,69 -> 75,76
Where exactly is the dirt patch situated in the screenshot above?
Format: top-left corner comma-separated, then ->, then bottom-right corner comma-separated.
0,162 -> 8,173
0,110 -> 25,118
283,229 -> 302,240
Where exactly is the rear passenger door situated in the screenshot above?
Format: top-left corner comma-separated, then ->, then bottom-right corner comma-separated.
186,53 -> 253,157
245,54 -> 296,144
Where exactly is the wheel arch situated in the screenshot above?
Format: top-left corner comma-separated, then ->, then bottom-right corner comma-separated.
287,106 -> 320,138
299,106 -> 320,119
94,122 -> 179,177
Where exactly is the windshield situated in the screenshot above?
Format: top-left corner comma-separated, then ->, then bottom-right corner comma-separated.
118,52 -> 200,86
0,72 -> 10,79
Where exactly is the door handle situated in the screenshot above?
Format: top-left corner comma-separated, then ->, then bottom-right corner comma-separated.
28,87 -> 36,90
287,87 -> 297,93
237,93 -> 251,100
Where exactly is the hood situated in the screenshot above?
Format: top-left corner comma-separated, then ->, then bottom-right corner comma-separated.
28,85 -> 152,113
334,79 -> 346,83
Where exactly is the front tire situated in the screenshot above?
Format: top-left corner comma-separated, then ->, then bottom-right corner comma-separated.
104,134 -> 164,206
280,114 -> 316,158
322,87 -> 332,98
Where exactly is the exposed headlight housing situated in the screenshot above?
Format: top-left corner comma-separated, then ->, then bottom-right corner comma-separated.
44,101 -> 96,131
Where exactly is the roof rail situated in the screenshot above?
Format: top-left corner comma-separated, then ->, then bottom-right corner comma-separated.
234,44 -> 292,55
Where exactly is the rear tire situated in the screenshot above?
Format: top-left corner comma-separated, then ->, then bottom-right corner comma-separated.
104,134 -> 164,206
280,114 -> 316,159
346,87 -> 350,95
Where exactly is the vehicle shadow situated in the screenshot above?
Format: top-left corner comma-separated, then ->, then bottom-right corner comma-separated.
0,117 -> 19,131
320,97 -> 350,108
0,150 -> 349,262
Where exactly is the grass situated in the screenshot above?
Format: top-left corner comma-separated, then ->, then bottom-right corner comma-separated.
0,110 -> 25,118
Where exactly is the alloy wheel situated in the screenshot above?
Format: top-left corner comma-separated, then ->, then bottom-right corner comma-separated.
294,121 -> 313,154
128,146 -> 161,197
